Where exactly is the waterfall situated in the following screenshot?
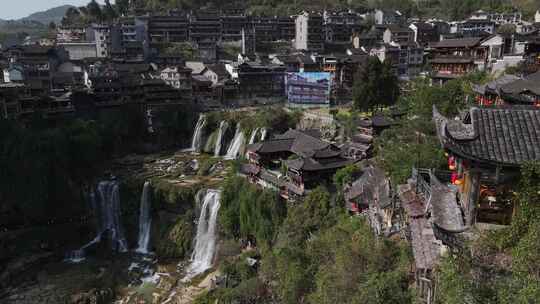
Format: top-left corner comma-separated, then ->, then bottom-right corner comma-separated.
97,180 -> 128,253
65,180 -> 128,262
214,120 -> 229,157
248,128 -> 260,145
260,128 -> 268,141
65,235 -> 101,263
190,114 -> 206,152
224,124 -> 245,160
136,181 -> 152,254
182,190 -> 221,281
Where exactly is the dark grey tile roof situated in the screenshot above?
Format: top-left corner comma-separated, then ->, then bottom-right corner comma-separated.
429,176 -> 465,232
284,157 -> 355,171
398,183 -> 441,270
434,106 -> 540,166
472,74 -> 521,95
344,165 -> 391,208
500,71 -> 540,96
432,37 -> 483,48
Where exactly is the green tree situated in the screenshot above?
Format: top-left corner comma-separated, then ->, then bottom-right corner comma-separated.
86,0 -> 103,22
116,0 -> 130,16
103,0 -> 118,21
333,164 -> 362,188
353,57 -> 399,112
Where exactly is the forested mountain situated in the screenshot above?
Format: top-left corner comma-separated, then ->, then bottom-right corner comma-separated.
21,5 -> 75,25
130,0 -> 540,19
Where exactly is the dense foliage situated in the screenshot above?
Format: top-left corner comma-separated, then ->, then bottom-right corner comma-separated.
0,118 -> 104,226
219,176 -> 286,245
201,177 -> 412,303
353,57 -> 399,113
121,0 -> 540,19
0,106 -> 196,228
63,0 -> 540,26
374,75 -> 489,185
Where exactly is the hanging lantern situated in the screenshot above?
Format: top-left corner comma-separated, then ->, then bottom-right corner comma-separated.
454,178 -> 463,185
448,156 -> 456,170
451,171 -> 458,184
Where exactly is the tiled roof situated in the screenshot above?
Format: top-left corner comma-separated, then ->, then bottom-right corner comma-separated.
413,22 -> 434,30
432,37 -> 483,48
250,129 -> 354,172
206,63 -> 229,78
434,105 -> 540,166
185,61 -> 207,74
429,176 -> 465,232
344,165 -> 390,208
284,157 -> 355,171
500,71 -> 540,96
472,74 -> 521,95
398,183 -> 441,270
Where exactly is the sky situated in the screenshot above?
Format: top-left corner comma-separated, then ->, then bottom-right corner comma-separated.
0,0 -> 106,20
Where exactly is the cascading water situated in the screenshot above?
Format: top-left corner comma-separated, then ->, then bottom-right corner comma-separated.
182,190 -> 221,281
214,120 -> 229,157
65,180 -> 128,262
224,124 -> 245,160
248,128 -> 260,145
260,128 -> 268,141
136,181 -> 152,254
190,114 -> 206,152
97,180 -> 128,253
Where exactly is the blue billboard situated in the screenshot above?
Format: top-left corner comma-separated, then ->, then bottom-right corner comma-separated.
285,72 -> 331,105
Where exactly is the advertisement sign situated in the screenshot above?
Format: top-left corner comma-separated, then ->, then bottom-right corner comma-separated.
285,72 -> 331,105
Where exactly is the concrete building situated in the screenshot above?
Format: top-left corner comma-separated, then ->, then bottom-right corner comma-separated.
383,25 -> 414,44
58,42 -> 98,60
160,66 -> 192,99
295,12 -> 325,52
409,22 -> 438,46
373,10 -> 404,25
147,14 -> 189,44
87,24 -> 114,58
323,11 -> 363,43
57,26 -> 87,43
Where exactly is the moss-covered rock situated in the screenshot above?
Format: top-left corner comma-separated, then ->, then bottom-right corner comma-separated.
151,179 -> 200,212
155,211 -> 194,259
203,130 -> 219,154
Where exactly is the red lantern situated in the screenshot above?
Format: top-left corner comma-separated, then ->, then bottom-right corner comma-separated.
451,172 -> 458,184
448,156 -> 456,170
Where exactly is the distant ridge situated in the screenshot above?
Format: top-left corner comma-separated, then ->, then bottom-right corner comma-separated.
20,5 -> 75,25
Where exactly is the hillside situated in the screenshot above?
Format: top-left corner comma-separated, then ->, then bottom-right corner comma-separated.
21,5 -> 74,25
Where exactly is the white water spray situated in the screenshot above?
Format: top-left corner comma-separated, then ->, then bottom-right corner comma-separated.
248,128 -> 260,145
260,128 -> 268,141
97,180 -> 128,253
66,180 -> 128,262
136,181 -> 152,254
191,114 -> 206,152
214,120 -> 229,157
182,190 -> 221,281
224,124 -> 245,160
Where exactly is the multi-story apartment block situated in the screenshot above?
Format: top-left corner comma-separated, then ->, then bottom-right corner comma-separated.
295,12 -> 325,52
147,14 -> 189,44
323,11 -> 363,43
222,13 -> 251,42
409,22 -> 438,46
383,25 -> 414,44
87,24 -> 113,58
253,16 -> 295,43
190,10 -> 222,44
56,26 -> 87,43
